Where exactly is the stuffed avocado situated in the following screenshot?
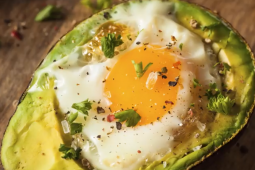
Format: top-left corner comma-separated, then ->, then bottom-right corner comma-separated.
1,1 -> 255,170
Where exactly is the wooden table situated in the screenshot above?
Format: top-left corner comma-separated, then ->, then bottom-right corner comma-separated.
0,0 -> 254,169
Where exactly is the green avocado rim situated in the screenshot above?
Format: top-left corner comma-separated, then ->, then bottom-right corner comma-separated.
2,0 -> 255,170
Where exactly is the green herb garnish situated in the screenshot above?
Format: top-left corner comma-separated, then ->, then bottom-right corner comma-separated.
207,93 -> 235,114
35,5 -> 63,22
132,60 -> 153,78
127,34 -> 132,41
193,78 -> 201,88
205,83 -> 234,114
190,103 -> 195,107
72,99 -> 92,115
137,29 -> 144,36
70,123 -> 83,135
115,109 -> 141,127
214,62 -> 231,75
205,83 -> 220,99
101,33 -> 123,58
68,112 -> 78,123
59,144 -> 81,160
179,43 -> 183,50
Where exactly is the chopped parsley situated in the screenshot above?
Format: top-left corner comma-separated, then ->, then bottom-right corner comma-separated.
72,99 -> 92,115
70,123 -> 83,135
114,109 -> 141,127
179,43 -> 183,50
132,60 -> 153,78
67,112 -> 78,123
205,83 -> 220,99
59,144 -> 81,160
101,33 -> 123,58
214,62 -> 231,75
137,29 -> 144,36
127,34 -> 132,41
35,5 -> 63,22
193,78 -> 201,88
205,83 -> 234,114
207,93 -> 235,115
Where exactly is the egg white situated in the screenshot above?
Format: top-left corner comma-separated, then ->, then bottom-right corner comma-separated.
29,1 -> 221,170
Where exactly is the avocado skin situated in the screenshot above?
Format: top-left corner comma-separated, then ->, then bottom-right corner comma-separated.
1,1 -> 255,170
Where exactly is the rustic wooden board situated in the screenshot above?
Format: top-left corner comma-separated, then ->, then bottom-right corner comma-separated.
0,0 -> 254,169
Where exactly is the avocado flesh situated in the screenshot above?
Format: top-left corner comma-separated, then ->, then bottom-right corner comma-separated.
1,80 -> 83,170
1,1 -> 255,170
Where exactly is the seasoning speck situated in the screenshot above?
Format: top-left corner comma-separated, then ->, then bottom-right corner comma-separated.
161,67 -> 168,73
116,122 -> 122,130
97,107 -> 105,114
168,81 -> 177,87
162,75 -> 167,79
103,12 -> 111,19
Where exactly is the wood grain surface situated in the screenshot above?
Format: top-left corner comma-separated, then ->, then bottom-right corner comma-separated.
0,0 -> 254,169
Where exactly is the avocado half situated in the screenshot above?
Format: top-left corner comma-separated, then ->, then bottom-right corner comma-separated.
1,1 -> 254,170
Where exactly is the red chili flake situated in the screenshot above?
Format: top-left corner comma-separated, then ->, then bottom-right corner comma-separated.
188,108 -> 193,116
137,150 -> 141,153
159,30 -> 162,32
11,30 -> 22,40
173,61 -> 181,69
165,101 -> 174,105
107,114 -> 115,122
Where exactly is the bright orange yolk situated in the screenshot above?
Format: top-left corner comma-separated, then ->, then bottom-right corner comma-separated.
104,45 -> 181,125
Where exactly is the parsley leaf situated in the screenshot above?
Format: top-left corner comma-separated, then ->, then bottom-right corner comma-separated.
205,83 -> 235,114
72,99 -> 92,115
101,33 -> 123,58
132,60 -> 153,78
190,103 -> 195,107
205,83 -> 220,99
137,29 -> 144,36
127,34 -> 132,41
193,78 -> 201,88
70,123 -> 83,135
114,109 -> 141,127
68,112 -> 78,123
214,62 -> 231,75
35,5 -> 63,22
207,93 -> 235,114
59,144 -> 81,160
179,43 -> 183,50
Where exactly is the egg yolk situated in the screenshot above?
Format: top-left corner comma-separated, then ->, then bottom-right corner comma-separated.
104,45 -> 181,125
